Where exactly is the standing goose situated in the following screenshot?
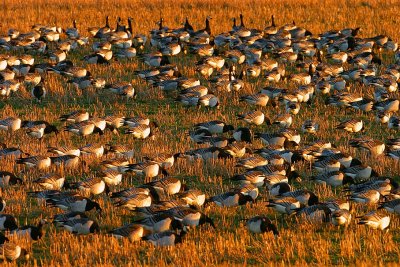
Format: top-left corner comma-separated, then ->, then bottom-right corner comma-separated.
31,84 -> 46,102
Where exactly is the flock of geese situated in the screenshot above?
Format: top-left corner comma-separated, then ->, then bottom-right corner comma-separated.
0,13 -> 400,261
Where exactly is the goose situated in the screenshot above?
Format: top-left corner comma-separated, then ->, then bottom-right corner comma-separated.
193,120 -> 234,134
46,196 -> 102,213
239,92 -> 269,107
164,207 -> 215,228
0,117 -> 21,131
59,110 -> 89,123
33,173 -> 65,190
132,213 -> 182,233
142,229 -> 186,247
141,177 -> 182,196
301,119 -> 319,134
246,216 -> 279,236
378,198 -> 400,215
59,218 -> 100,235
349,138 -> 386,156
279,189 -> 319,206
294,204 -> 332,223
357,211 -> 390,230
110,187 -> 150,199
12,219 -> 47,241
124,160 -> 164,181
178,189 -> 206,207
64,121 -> 104,136
349,189 -> 381,204
113,193 -> 152,211
336,119 -> 364,133
0,214 -> 18,231
101,158 -> 130,172
124,122 -> 158,139
105,82 -> 135,98
331,209 -> 352,226
267,196 -> 300,215
47,145 -> 81,157
16,155 -> 51,170
104,144 -> 135,159
237,111 -> 266,126
205,191 -> 254,207
98,168 -> 122,186
311,171 -> 353,187
21,120 -> 58,139
0,171 -> 23,187
0,243 -> 29,261
66,177 -> 107,196
230,171 -> 266,187
235,155 -> 269,169
65,19 -> 79,39
109,224 -> 145,242
53,212 -> 88,226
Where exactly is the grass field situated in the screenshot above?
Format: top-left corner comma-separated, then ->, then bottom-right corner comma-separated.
1,0 -> 400,266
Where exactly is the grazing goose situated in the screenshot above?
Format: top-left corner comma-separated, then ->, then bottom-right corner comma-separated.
246,216 -> 279,236
0,243 -> 29,261
64,121 -> 104,136
52,211 -> 88,226
109,224 -> 145,242
59,218 -> 100,235
193,120 -> 234,134
12,219 -> 47,241
267,197 -> 300,215
279,189 -> 319,206
46,196 -> 102,213
21,120 -> 58,139
124,122 -> 158,139
31,84 -> 46,102
357,211 -> 390,230
33,173 -> 65,190
113,193 -> 152,211
164,207 -> 215,228
59,110 -> 89,123
331,209 -> 352,226
0,171 -> 23,187
336,119 -> 364,133
16,155 -> 51,170
206,191 -> 254,207
0,214 -> 18,231
237,111 -> 266,126
0,117 -> 21,132
230,171 -> 266,187
142,229 -> 186,247
66,177 -> 108,196
132,213 -> 182,233
178,189 -> 206,207
294,205 -> 332,223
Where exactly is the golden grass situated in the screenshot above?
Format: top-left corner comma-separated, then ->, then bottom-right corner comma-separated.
0,0 -> 400,266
